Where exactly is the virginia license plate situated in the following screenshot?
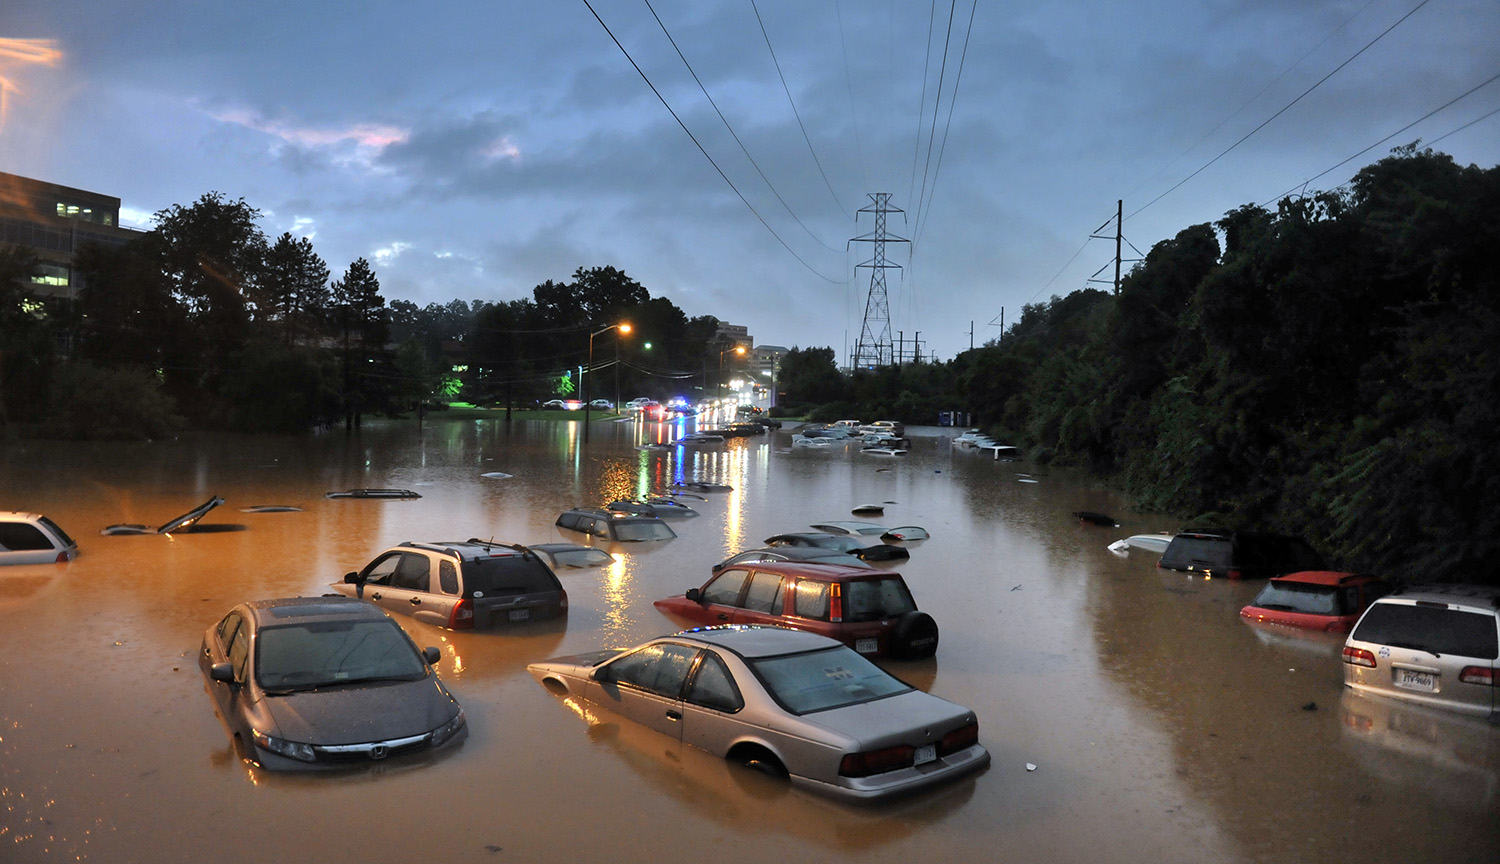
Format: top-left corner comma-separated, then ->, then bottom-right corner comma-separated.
855,638 -> 878,654
508,608 -> 531,622
1395,668 -> 1436,691
914,744 -> 936,765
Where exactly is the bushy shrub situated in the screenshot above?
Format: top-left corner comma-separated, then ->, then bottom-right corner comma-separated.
44,362 -> 184,440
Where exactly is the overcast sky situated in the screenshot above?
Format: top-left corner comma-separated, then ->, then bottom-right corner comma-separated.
4,0 -> 1496,361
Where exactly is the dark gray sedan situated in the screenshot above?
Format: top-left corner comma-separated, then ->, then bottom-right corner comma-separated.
199,596 -> 466,770
528,626 -> 988,800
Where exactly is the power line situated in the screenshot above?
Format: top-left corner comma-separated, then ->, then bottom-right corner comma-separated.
579,0 -> 845,283
748,0 -> 850,216
912,0 -> 977,248
642,0 -> 844,254
1128,0 -> 1436,222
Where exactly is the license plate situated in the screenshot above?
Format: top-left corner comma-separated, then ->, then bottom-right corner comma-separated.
507,609 -> 531,622
1395,668 -> 1436,692
855,638 -> 878,654
914,744 -> 936,765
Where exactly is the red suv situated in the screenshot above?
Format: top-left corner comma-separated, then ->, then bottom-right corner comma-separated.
1239,571 -> 1389,633
654,562 -> 938,659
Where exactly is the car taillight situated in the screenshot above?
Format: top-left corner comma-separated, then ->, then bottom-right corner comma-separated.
1226,569 -> 1242,579
829,583 -> 843,623
1341,646 -> 1376,668
938,722 -> 979,756
559,589 -> 569,610
449,599 -> 475,630
55,550 -> 70,563
839,744 -> 915,778
1459,666 -> 1496,686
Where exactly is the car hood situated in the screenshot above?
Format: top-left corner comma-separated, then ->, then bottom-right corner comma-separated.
527,650 -> 625,681
797,689 -> 976,746
259,677 -> 457,745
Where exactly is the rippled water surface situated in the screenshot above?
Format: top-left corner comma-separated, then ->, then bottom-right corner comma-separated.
2,416 -> 1495,863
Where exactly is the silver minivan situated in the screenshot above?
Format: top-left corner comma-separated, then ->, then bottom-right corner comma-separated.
1342,585 -> 1499,720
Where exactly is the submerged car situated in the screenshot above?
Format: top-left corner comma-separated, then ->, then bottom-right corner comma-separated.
764,532 -> 909,562
1158,530 -> 1324,579
100,496 -> 228,535
1342,584 -> 1500,720
710,546 -> 874,575
0,512 -> 78,564
811,521 -> 930,542
1240,571 -> 1389,632
656,561 -> 938,659
556,508 -> 678,542
198,596 -> 466,770
527,626 -> 987,801
527,542 -> 615,569
331,540 -> 567,629
605,498 -> 700,519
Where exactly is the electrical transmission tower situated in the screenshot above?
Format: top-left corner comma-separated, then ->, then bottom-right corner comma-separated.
849,193 -> 909,369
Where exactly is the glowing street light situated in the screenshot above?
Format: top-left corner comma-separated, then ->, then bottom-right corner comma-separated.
584,323 -> 630,442
718,344 -> 746,405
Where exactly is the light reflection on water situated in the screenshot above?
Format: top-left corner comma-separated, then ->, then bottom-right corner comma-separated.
0,417 -> 1494,864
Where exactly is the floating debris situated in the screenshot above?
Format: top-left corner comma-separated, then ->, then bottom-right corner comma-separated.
239,505 -> 303,513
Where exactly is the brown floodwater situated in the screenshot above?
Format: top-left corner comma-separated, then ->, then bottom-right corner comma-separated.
1,416 -> 1495,863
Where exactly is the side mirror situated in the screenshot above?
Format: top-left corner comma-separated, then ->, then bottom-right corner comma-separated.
209,662 -> 236,683
685,588 -> 702,603
343,572 -> 361,584
423,646 -> 441,666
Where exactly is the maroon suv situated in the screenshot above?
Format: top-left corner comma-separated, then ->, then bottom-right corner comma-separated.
654,561 -> 938,659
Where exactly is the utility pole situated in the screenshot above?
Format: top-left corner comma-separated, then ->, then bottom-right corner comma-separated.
850,193 -> 909,369
1114,199 -> 1123,295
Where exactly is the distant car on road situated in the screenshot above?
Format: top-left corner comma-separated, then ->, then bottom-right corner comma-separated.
0,512 -> 78,564
589,399 -> 613,410
541,399 -> 566,410
655,561 -> 937,658
198,596 -> 466,770
330,540 -> 568,630
526,626 -> 987,800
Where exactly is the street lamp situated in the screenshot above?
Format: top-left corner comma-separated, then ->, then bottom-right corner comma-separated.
584,322 -> 630,442
718,344 -> 746,409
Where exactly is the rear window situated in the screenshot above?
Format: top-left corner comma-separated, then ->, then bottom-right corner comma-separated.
38,516 -> 76,548
843,578 -> 917,622
1161,536 -> 1232,570
460,556 -> 561,597
612,520 -> 676,541
751,646 -> 911,714
1353,603 -> 1499,660
1250,581 -> 1341,616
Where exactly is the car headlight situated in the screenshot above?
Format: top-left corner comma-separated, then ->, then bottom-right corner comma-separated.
252,729 -> 316,763
430,708 -> 467,747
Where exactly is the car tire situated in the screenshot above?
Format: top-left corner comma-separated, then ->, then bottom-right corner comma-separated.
890,611 -> 939,659
730,746 -> 788,780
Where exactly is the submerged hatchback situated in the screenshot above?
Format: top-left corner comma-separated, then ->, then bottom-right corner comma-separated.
332,540 -> 567,630
1240,571 -> 1389,632
0,512 -> 78,564
1342,584 -> 1500,720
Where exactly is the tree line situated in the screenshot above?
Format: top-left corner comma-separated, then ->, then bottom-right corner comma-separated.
2,145 -> 1492,582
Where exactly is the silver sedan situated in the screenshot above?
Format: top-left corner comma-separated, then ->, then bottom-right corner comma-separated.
527,626 -> 989,801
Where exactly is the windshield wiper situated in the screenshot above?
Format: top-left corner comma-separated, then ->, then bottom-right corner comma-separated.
1385,640 -> 1440,657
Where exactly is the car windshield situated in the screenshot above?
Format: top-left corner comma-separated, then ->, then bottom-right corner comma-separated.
255,619 -> 427,692
843,578 -> 918,621
1250,581 -> 1341,615
612,520 -> 676,541
462,556 -> 561,596
1352,604 -> 1499,659
751,646 -> 912,715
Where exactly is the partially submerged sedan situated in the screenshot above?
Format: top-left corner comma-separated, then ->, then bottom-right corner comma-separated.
764,532 -> 909,562
527,626 -> 988,801
198,596 -> 466,770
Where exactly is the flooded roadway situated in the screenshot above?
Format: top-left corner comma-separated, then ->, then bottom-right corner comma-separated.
1,417 -> 1495,863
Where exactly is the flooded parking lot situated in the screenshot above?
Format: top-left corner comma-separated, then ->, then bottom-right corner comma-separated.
2,417 -> 1495,863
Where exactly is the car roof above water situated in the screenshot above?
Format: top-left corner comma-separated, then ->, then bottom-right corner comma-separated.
673,625 -> 840,658
1378,583 -> 1500,611
245,595 -> 390,624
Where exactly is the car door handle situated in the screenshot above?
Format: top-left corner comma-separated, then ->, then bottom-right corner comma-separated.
665,710 -> 682,722
409,597 -> 422,605
371,592 -> 382,600
716,612 -> 729,621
